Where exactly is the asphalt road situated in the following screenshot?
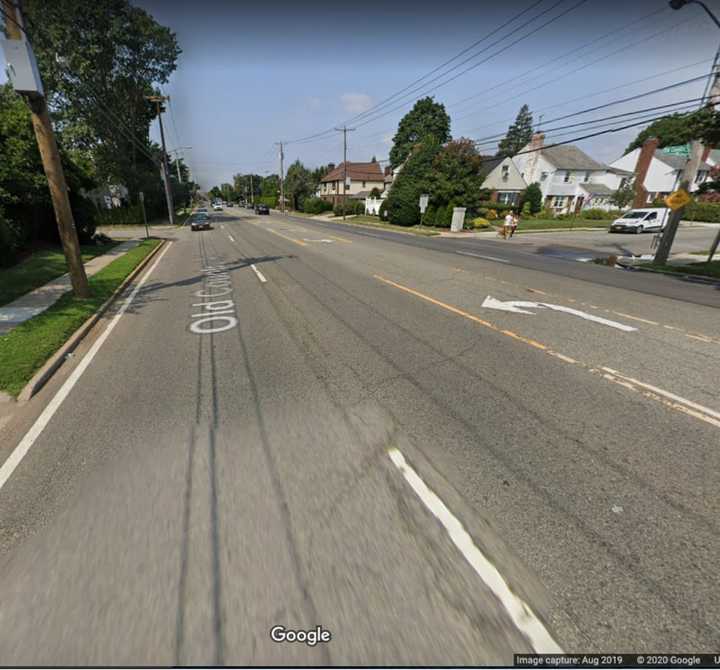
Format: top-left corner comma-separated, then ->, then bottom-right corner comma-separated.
0,208 -> 718,665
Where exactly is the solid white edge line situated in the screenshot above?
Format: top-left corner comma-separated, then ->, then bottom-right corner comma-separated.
388,447 -> 563,654
0,242 -> 173,492
250,264 -> 267,284
456,251 -> 510,264
600,367 -> 720,420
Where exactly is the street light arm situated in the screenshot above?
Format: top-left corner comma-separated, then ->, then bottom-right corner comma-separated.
687,0 -> 720,29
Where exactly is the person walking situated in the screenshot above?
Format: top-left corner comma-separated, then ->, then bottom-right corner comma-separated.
503,211 -> 514,239
509,212 -> 519,238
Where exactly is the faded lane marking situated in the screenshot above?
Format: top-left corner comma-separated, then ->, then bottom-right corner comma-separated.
0,242 -> 173,491
388,448 -> 563,654
456,251 -> 510,264
612,312 -> 660,326
228,234 -> 235,242
251,264 -> 267,284
374,274 -> 720,431
265,228 -> 307,246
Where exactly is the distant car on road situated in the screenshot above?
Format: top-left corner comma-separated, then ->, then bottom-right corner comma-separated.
213,203 -> 223,212
190,213 -> 211,231
255,204 -> 270,215
609,208 -> 669,234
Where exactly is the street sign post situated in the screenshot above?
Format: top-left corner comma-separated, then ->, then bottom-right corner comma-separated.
661,144 -> 691,158
139,191 -> 149,239
419,194 -> 429,228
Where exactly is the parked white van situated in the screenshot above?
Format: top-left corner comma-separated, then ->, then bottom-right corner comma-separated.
609,208 -> 670,234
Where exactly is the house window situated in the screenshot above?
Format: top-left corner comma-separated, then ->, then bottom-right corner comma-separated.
584,171 -> 591,182
498,192 -> 519,205
362,181 -> 366,188
552,196 -> 567,208
501,165 -> 509,180
540,172 -> 548,181
696,171 -> 707,184
563,171 -> 571,183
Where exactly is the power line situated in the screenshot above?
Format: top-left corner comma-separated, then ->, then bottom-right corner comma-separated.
339,0 -> 550,126
285,0 -> 585,145
471,95 -> 706,145
345,0 -> 590,133
452,13 -> 698,127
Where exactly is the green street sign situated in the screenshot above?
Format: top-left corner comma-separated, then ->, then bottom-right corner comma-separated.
661,144 -> 691,157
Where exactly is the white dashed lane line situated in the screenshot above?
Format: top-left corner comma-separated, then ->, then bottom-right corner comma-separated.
251,264 -> 267,284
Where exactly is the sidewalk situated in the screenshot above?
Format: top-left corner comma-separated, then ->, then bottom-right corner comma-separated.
0,241 -> 140,335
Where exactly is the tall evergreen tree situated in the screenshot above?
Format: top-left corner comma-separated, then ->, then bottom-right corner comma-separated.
496,105 -> 534,158
389,97 -> 451,168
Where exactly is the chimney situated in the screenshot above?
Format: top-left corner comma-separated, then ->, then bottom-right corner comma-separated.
632,136 -> 659,208
701,144 -> 713,163
524,132 -> 545,184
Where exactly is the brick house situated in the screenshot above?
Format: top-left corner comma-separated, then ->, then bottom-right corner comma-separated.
317,161 -> 385,205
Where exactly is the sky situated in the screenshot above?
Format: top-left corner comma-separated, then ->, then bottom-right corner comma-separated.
2,0 -> 719,189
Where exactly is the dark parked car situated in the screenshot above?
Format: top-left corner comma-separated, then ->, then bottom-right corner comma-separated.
255,204 -> 270,214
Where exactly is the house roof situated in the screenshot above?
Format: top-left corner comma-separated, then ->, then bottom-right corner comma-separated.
540,145 -> 606,170
654,150 -> 711,171
320,161 -> 384,183
479,157 -> 504,178
581,183 -> 614,195
608,166 -> 632,176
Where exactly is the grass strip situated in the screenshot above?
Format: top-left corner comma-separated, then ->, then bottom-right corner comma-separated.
642,260 -> 720,280
0,243 -> 119,308
0,239 -> 161,397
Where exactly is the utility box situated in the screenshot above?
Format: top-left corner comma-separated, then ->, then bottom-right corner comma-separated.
1,38 -> 44,97
450,207 -> 466,232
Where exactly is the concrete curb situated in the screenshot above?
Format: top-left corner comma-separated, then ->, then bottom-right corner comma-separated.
16,239 -> 167,403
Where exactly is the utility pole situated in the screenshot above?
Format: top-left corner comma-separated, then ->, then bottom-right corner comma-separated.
2,0 -> 89,297
275,142 -> 285,213
657,0 -> 720,264
250,174 -> 254,205
335,126 -> 356,220
146,95 -> 176,226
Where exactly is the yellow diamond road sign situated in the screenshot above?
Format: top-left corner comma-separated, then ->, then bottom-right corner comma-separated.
664,189 -> 691,211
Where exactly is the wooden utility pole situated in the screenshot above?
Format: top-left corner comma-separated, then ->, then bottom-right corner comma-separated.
2,0 -> 89,297
146,95 -> 176,226
275,142 -> 285,213
335,126 -> 356,220
250,174 -> 254,206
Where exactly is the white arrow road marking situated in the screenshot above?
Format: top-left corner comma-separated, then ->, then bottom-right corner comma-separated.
481,296 -> 637,332
250,264 -> 267,284
302,238 -> 334,243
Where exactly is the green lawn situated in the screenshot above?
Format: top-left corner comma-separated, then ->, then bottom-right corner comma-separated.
513,219 -> 611,232
0,239 -> 161,397
328,215 -> 443,236
0,243 -> 119,308
643,260 -> 720,280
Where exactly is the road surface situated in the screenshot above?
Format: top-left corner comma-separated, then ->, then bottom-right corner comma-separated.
0,208 -> 718,665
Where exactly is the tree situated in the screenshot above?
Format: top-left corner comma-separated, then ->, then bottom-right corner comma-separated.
261,174 -> 280,198
429,138 -> 485,213
389,97 -> 451,168
496,105 -> 533,158
624,107 -> 718,153
386,137 -> 442,226
22,0 -> 180,202
284,160 -> 315,210
611,177 -> 635,209
521,182 -> 543,214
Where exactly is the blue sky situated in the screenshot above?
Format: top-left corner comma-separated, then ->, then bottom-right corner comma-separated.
3,0 -> 719,188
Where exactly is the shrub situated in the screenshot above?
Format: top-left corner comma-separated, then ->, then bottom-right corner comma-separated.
379,200 -> 389,221
257,195 -> 277,208
477,200 -> 514,213
423,204 -> 436,226
486,209 -> 498,220
521,201 -> 532,217
683,200 -> 720,222
96,205 -> 144,226
579,208 -> 614,220
0,209 -> 22,267
70,195 -> 98,242
302,197 -> 333,214
333,200 -> 364,217
539,207 -> 555,219
472,217 -> 491,229
521,182 -> 543,215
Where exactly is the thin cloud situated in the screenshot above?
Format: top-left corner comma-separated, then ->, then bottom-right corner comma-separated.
341,92 -> 373,114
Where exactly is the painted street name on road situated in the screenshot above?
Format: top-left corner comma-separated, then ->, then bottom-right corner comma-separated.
190,261 -> 238,334
481,296 -> 637,332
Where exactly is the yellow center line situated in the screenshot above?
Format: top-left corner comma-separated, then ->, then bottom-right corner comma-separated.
326,234 -> 352,244
373,274 -> 719,430
612,312 -> 660,326
265,227 -> 307,246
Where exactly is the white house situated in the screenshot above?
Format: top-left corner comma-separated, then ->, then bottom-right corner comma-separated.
609,148 -> 711,203
483,133 -> 623,213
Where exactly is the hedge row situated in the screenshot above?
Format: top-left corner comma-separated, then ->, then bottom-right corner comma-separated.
684,201 -> 720,222
302,197 -> 333,214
